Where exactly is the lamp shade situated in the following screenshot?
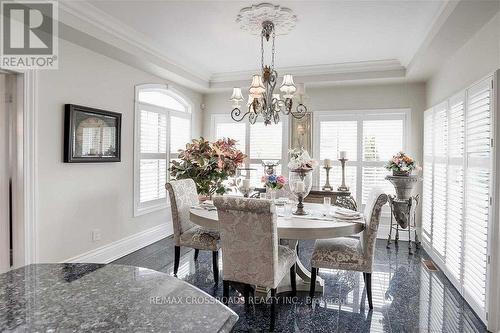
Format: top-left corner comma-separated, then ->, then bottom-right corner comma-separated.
280,74 -> 296,97
249,75 -> 265,97
230,87 -> 244,101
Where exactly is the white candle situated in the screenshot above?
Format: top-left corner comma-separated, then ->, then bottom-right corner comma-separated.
339,151 -> 347,159
296,181 -> 305,193
324,158 -> 332,167
242,179 -> 250,189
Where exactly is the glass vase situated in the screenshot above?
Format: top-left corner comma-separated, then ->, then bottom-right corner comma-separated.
289,168 -> 313,199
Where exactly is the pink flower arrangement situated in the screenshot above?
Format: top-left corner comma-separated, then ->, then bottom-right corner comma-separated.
261,174 -> 287,189
385,151 -> 421,174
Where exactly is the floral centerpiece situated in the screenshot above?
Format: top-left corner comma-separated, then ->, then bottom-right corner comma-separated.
170,137 -> 246,197
261,174 -> 287,189
385,151 -> 421,176
287,148 -> 318,170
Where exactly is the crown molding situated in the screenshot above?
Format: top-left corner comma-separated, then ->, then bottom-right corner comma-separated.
210,59 -> 405,84
58,0 -> 211,88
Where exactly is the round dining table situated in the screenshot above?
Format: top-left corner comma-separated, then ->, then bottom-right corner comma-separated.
190,202 -> 365,295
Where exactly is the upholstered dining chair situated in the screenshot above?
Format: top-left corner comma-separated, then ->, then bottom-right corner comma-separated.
213,196 -> 297,331
309,188 -> 388,309
166,179 -> 220,284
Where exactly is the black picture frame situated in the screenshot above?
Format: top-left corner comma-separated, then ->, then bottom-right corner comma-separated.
64,104 -> 122,163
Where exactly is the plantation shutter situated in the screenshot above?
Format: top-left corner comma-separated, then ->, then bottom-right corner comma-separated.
432,102 -> 448,258
422,109 -> 434,244
170,115 -> 191,157
446,93 -> 465,285
422,76 -> 494,324
361,119 -> 403,204
139,109 -> 168,203
249,122 -> 283,159
318,120 -> 358,197
463,78 -> 492,315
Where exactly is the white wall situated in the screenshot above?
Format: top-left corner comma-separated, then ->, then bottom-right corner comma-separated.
426,12 -> 500,107
36,39 -> 203,262
203,82 -> 426,233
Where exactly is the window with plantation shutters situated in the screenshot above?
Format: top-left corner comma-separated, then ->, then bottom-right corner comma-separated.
134,84 -> 191,216
212,116 -> 286,186
422,76 -> 494,324
314,111 -> 408,209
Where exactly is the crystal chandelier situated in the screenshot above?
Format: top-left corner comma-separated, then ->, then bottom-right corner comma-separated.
229,20 -> 307,125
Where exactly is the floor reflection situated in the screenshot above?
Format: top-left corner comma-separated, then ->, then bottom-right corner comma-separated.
113,239 -> 487,332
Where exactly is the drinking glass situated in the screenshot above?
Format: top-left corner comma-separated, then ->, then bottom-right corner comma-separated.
323,197 -> 331,216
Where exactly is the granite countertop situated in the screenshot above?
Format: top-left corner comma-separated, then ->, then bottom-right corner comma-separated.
0,264 -> 238,332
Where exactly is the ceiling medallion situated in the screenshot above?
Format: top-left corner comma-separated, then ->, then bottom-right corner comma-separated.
230,3 -> 306,126
236,3 -> 298,35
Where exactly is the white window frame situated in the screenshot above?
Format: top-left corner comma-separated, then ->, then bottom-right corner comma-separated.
134,84 -> 192,216
313,109 -> 410,210
210,114 -> 290,178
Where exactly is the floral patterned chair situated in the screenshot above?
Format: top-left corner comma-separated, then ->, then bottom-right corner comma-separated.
213,196 -> 297,332
309,188 -> 388,309
166,179 -> 220,284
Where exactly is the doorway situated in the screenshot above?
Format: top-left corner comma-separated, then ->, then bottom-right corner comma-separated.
0,71 -> 24,273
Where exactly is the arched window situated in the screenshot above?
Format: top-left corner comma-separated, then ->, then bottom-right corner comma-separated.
134,84 -> 192,216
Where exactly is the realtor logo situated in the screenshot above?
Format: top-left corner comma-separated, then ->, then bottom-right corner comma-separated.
1,0 -> 58,69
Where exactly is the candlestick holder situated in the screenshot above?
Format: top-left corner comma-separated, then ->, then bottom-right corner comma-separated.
338,158 -> 349,192
293,193 -> 307,215
322,166 -> 333,191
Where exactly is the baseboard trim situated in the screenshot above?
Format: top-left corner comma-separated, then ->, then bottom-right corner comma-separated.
65,223 -> 171,264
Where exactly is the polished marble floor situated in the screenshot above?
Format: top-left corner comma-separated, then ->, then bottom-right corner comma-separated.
114,238 -> 487,332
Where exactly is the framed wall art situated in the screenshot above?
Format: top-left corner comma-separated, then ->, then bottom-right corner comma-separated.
64,104 -> 121,163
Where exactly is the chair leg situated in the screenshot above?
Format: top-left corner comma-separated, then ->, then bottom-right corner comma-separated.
365,272 -> 373,309
194,249 -> 199,261
173,246 -> 180,276
223,280 -> 229,305
290,264 -> 297,296
309,267 -> 317,300
270,288 -> 277,332
212,250 -> 219,285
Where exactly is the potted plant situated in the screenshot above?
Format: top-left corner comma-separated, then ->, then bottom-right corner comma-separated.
385,152 -> 420,176
170,137 -> 246,198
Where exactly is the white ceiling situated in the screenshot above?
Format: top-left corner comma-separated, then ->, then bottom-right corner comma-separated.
87,0 -> 445,78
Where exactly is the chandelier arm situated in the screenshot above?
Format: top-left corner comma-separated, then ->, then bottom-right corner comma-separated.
291,104 -> 307,119
231,107 -> 250,122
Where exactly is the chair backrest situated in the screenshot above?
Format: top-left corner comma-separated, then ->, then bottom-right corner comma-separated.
213,196 -> 279,288
166,179 -> 199,245
361,188 -> 388,269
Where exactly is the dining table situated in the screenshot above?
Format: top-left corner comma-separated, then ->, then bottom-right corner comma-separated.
190,202 -> 365,295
